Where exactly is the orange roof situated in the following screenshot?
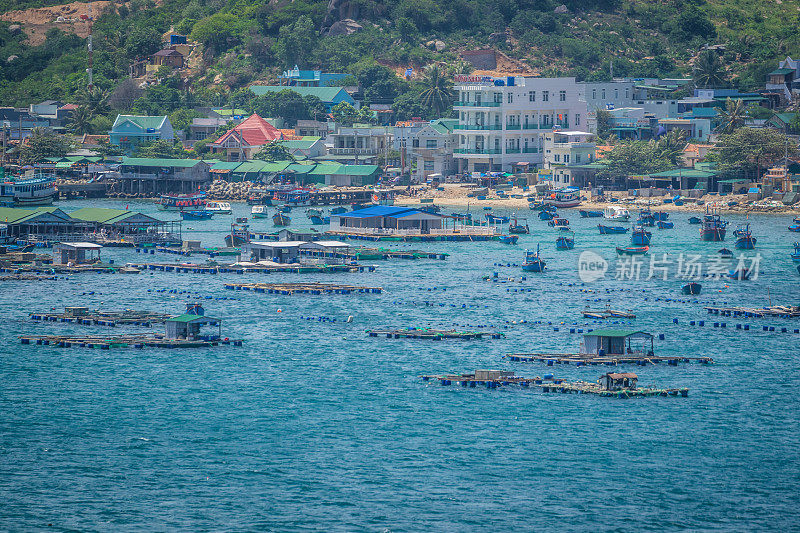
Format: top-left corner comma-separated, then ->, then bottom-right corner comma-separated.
214,114 -> 282,147
595,145 -> 613,158
279,129 -> 301,140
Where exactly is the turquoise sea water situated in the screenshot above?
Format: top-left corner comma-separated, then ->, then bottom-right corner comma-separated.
1,199 -> 799,531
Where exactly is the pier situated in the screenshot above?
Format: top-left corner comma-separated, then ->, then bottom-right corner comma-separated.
126,262 -> 375,274
704,305 -> 800,318
305,247 -> 448,261
368,328 -> 504,340
224,282 -> 383,295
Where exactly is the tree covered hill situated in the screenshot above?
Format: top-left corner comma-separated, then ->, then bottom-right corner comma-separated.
0,0 -> 798,110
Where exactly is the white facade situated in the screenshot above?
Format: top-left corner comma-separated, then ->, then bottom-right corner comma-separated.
579,80 -> 680,131
394,119 -> 457,181
542,131 -> 596,186
453,76 -> 588,173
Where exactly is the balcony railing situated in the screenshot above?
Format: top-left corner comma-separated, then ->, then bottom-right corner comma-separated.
454,148 -> 502,154
454,124 -> 502,131
506,148 -> 521,154
522,147 -> 539,153
454,101 -> 502,107
505,124 -> 521,130
329,148 -> 380,155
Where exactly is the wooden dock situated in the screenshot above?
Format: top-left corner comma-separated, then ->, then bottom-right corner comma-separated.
505,353 -> 713,366
421,373 -> 689,397
224,282 -> 382,295
0,274 -> 59,281
368,328 -> 504,340
704,305 -> 800,318
30,308 -> 175,327
19,333 -> 243,349
126,262 -> 375,275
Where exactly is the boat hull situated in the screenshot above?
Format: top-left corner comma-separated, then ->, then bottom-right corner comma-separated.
700,228 -> 726,241
682,283 -> 702,295
598,225 -> 628,235
735,237 -> 756,249
616,246 -> 649,256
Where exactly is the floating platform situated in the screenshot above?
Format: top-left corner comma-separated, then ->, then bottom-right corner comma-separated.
315,247 -> 448,261
0,264 -> 123,275
704,305 -> 800,318
126,262 -> 375,275
505,353 -> 713,366
582,307 -> 636,319
368,328 -> 504,340
135,246 -> 240,257
224,282 -> 382,295
326,231 -> 500,242
19,333 -> 243,349
421,371 -> 688,398
0,274 -> 59,281
30,308 -> 175,327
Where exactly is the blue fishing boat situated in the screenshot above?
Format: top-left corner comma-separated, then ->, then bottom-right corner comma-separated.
579,209 -> 603,218
598,224 -> 628,234
555,234 -> 575,250
483,206 -> 492,210
522,245 -> 546,272
306,208 -> 323,218
653,211 -> 669,221
688,216 -> 702,224
309,216 -> 324,225
225,222 -> 249,247
733,223 -> 756,249
180,210 -> 214,221
280,205 -> 293,213
485,213 -> 510,224
792,243 -> 800,263
631,225 -> 652,246
616,245 -> 649,256
330,206 -> 347,215
718,248 -> 734,258
637,208 -> 655,227
728,267 -> 751,280
323,216 -> 330,224
538,210 -> 556,221
508,217 -> 529,234
681,282 -> 702,295
548,217 -> 569,229
499,235 -> 519,245
700,208 -> 727,241
789,222 -> 800,232
450,212 -> 473,222
656,220 -> 674,229
273,213 -> 291,226
3,242 -> 35,252
0,173 -> 57,206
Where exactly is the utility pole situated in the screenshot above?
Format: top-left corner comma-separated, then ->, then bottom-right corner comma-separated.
86,2 -> 94,91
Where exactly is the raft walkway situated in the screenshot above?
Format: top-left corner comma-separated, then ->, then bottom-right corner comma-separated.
704,305 -> 800,318
309,247 -> 448,261
19,333 -> 243,349
368,328 -> 504,340
505,353 -> 713,366
224,282 -> 382,295
326,231 -> 500,243
30,309 -> 174,327
126,262 -> 375,274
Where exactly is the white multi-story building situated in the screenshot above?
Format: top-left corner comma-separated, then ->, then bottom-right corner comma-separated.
542,130 -> 597,187
394,119 -> 458,181
453,76 -> 588,173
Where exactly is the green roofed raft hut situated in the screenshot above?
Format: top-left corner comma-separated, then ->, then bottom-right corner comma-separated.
368,328 -> 504,340
506,330 -> 712,366
421,370 -> 688,398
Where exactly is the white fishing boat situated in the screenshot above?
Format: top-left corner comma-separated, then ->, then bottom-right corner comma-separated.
0,174 -> 57,207
603,207 -> 630,221
543,188 -> 581,208
205,201 -> 232,214
251,205 -> 269,218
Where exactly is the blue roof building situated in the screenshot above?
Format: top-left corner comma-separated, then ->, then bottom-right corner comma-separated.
279,65 -> 349,88
330,206 -> 445,235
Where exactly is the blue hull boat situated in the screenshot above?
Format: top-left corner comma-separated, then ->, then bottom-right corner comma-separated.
579,209 -> 603,218
682,282 -> 702,295
598,224 -> 628,234
688,216 -> 702,224
538,210 -> 556,221
499,235 -> 519,245
789,224 -> 800,232
555,236 -> 575,250
631,227 -> 652,246
180,210 -> 213,221
653,212 -> 669,221
656,220 -> 674,229
309,216 -> 324,225
791,243 -> 800,262
522,245 -> 546,272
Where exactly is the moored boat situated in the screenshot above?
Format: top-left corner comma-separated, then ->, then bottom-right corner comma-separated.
225,222 -> 250,247
656,220 -> 674,229
682,282 -> 702,295
538,210 -> 556,221
688,216 -> 702,224
180,210 -> 214,221
631,225 -> 652,246
548,217 -> 569,228
330,206 -> 347,215
789,222 -> 800,232
555,233 -> 575,250
499,235 -> 519,245
522,245 -> 546,272
205,201 -> 232,214
700,208 -> 727,241
733,223 -> 756,249
0,174 -> 57,206
792,243 -> 800,263
273,213 -> 291,226
616,245 -> 649,256
579,209 -> 603,218
603,207 -> 630,221
485,213 -> 510,224
508,217 -> 530,234
309,216 -> 325,225
306,208 -> 323,219
544,188 -> 581,208
159,192 -> 206,211
251,205 -> 269,218
598,224 -> 628,234
653,212 -> 669,221
718,248 -> 733,258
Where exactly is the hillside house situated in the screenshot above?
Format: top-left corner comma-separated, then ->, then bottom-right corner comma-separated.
249,86 -> 356,112
110,115 -> 174,151
279,66 -> 348,87
209,114 -> 284,162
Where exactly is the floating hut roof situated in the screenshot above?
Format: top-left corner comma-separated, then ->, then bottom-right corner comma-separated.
606,372 -> 638,379
166,314 -> 216,323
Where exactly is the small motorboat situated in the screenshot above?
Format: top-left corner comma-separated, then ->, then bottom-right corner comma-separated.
598,225 -> 628,235
637,209 -> 656,227
728,267 -> 751,281
486,214 -> 510,224
789,223 -> 800,232
604,207 -> 630,221
653,212 -> 669,221
306,208 -> 323,219
508,217 -> 530,234
656,220 -> 674,229
280,205 -> 292,213
718,248 -> 734,258
522,245 -> 546,272
251,205 -> 269,219
616,245 -> 649,256
205,201 -> 232,214
700,208 -> 727,241
579,209 -> 603,218
555,234 -> 575,250
499,235 -> 519,245
681,282 -> 702,295
734,223 -> 756,249
3,243 -> 35,253
330,206 -> 347,215
538,210 -> 556,221
792,243 -> 800,263
483,206 -> 492,210
631,225 -> 652,246
180,210 -> 214,221
273,213 -> 291,226
450,212 -> 473,222
548,217 -> 569,228
688,216 -> 702,225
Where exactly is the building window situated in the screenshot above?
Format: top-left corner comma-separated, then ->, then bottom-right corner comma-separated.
424,160 -> 434,171
426,139 -> 437,148
614,89 -> 618,99
494,92 -> 502,103
559,90 -> 566,102
592,89 -> 596,99
507,92 -> 513,104
412,139 -> 419,148
529,91 -> 536,102
542,91 -> 549,102
575,154 -> 581,163
554,154 -> 560,162
575,114 -> 580,126
601,89 -> 606,99
564,154 -> 570,163
625,88 -> 630,99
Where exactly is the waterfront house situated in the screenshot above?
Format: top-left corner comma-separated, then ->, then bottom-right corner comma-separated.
393,119 -> 458,182
0,206 -> 83,239
580,330 -> 654,357
165,313 -> 221,341
329,206 -> 445,235
118,157 -> 211,194
209,114 -> 283,162
249,86 -> 356,112
281,138 -> 326,159
110,115 -> 174,150
241,241 -> 307,263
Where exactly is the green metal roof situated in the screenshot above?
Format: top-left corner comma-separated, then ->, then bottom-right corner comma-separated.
770,113 -> 795,124
121,157 -> 202,168
334,165 -> 381,176
232,161 -> 267,174
167,313 -> 216,323
249,86 -> 349,102
210,161 -> 242,171
308,163 -> 343,176
648,169 -> 716,178
69,207 -> 140,224
0,206 -> 70,224
212,108 -> 247,117
113,115 -> 168,130
259,161 -> 292,173
768,68 -> 795,76
286,163 -> 316,174
281,140 -> 319,149
585,329 -> 651,338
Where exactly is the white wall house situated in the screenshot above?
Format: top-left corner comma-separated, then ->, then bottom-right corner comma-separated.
394,119 -> 457,182
542,130 -> 597,187
579,80 -> 681,132
453,76 -> 588,173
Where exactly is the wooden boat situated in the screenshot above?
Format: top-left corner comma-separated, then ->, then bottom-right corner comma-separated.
579,209 -> 603,218
508,217 -> 529,234
700,208 -> 727,241
251,205 -> 269,218
728,267 -> 751,281
637,208 -> 655,227
631,225 -> 652,246
306,208 -> 323,218
485,213 -> 510,224
718,248 -> 733,258
604,207 -> 630,221
450,212 -> 473,222
522,245 -> 546,272
653,212 -> 669,221
688,216 -> 702,224
548,217 -> 569,228
791,243 -> 800,263
616,245 -> 649,256
309,216 -> 325,225
656,220 -> 674,229
555,234 -> 575,250
180,210 -> 213,221
598,224 -> 628,234
544,188 -> 581,208
538,210 -> 556,221
205,201 -> 232,214
225,222 -> 249,247
273,213 -> 291,226
733,223 -> 756,249
280,205 -> 292,213
682,282 -> 702,295
3,242 -> 35,253
789,223 -> 800,232
158,192 -> 206,211
499,235 -> 519,245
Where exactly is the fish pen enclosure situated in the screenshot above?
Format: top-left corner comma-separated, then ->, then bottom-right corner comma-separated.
224,282 -> 383,295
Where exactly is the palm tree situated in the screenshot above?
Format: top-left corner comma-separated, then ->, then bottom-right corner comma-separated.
716,98 -> 747,134
693,51 -> 726,88
655,129 -> 687,165
419,64 -> 454,117
66,105 -> 94,135
78,87 -> 110,117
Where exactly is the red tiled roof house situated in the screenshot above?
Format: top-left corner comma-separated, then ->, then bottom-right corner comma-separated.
209,114 -> 284,162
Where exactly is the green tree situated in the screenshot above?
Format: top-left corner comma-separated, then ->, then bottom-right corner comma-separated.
66,106 -> 94,135
251,90 -> 325,126
19,127 -> 72,164
654,129 -> 687,164
273,15 -> 317,67
356,63 -> 405,102
396,17 -> 418,43
595,108 -> 613,138
419,64 -> 454,117
598,140 -> 674,184
253,140 -> 295,162
77,87 -> 110,117
125,26 -> 161,59
693,51 -> 726,89
716,98 -> 747,134
135,139 -> 189,158
191,13 -> 251,55
331,102 -> 374,127
708,127 -> 798,179
169,108 -> 203,134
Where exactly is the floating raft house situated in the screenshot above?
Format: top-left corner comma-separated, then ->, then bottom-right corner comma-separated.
368,328 -> 504,340
704,305 -> 800,318
224,282 -> 382,295
421,370 -> 689,398
30,306 -> 175,327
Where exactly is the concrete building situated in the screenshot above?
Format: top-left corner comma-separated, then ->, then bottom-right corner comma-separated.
542,130 -> 597,187
327,125 -> 393,165
393,119 -> 457,182
453,75 -> 589,173
151,49 -> 185,68
279,66 -> 348,87
110,115 -> 175,151
249,86 -> 356,112
209,114 -> 283,162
